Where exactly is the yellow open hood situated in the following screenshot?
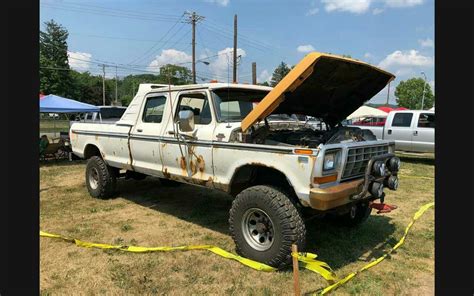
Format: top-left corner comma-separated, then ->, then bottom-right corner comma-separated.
241,52 -> 395,132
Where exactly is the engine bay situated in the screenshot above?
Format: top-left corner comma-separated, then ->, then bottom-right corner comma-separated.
231,119 -> 377,148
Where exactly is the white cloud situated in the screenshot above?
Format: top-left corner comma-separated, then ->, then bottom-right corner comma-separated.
258,69 -> 272,83
297,44 -> 315,53
418,38 -> 434,48
204,0 -> 229,7
67,51 -> 92,72
208,47 -> 246,81
372,7 -> 384,14
320,0 -> 423,14
384,0 -> 423,7
378,50 -> 433,70
148,49 -> 192,70
364,52 -> 372,59
306,7 -> 320,15
322,0 -> 372,14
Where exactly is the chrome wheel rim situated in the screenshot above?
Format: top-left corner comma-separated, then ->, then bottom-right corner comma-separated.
89,167 -> 99,190
241,208 -> 274,251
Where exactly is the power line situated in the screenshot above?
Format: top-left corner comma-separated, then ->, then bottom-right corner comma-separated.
41,3 -> 182,23
126,14 -> 186,65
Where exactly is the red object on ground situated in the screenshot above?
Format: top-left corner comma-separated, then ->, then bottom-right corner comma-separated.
394,107 -> 408,110
40,93 -> 45,99
369,202 -> 398,214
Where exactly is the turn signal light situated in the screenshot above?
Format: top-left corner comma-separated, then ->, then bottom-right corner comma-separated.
294,149 -> 313,155
314,174 -> 337,184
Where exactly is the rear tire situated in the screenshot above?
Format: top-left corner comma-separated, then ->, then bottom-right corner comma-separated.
339,201 -> 372,226
229,185 -> 306,269
85,156 -> 117,199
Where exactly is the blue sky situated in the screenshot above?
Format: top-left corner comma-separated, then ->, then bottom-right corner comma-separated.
40,0 -> 434,104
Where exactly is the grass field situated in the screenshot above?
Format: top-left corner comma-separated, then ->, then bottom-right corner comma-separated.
40,154 -> 434,295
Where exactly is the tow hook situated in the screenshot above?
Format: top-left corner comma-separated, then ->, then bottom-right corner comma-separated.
369,202 -> 398,214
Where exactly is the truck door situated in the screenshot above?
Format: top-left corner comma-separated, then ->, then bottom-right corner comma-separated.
384,111 -> 414,151
161,90 -> 215,186
129,93 -> 168,176
413,112 -> 435,153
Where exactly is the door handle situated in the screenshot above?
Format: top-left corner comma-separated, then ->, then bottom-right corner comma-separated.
137,129 -> 143,132
168,130 -> 176,135
413,130 -> 418,136
387,129 -> 392,135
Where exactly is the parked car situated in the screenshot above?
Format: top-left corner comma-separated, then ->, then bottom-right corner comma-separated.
350,110 -> 434,153
70,52 -> 401,268
352,116 -> 387,126
83,106 -> 127,123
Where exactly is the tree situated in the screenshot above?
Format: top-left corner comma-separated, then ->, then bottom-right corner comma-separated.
270,62 -> 291,86
40,19 -> 74,97
395,77 -> 434,110
159,64 -> 192,85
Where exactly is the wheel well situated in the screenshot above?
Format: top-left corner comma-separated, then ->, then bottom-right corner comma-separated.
229,164 -> 299,203
84,144 -> 101,159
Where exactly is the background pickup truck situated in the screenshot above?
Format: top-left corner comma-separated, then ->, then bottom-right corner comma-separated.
70,52 -> 401,268
349,110 -> 435,153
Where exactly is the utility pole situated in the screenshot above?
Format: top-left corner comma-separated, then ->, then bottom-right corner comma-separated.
421,72 -> 427,110
185,11 -> 205,84
252,62 -> 257,85
385,81 -> 390,106
233,14 -> 238,83
102,64 -> 106,106
115,65 -> 118,105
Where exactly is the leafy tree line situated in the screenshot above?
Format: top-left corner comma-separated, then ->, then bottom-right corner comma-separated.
40,20 -> 192,106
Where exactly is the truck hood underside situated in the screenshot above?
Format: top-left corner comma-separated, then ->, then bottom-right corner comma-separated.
241,52 -> 395,132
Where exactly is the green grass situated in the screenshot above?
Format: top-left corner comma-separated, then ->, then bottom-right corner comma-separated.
40,155 -> 434,295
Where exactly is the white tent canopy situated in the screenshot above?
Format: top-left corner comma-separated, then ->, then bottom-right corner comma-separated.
347,105 -> 388,120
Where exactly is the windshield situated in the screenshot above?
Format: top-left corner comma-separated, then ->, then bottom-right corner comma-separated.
212,88 -> 269,122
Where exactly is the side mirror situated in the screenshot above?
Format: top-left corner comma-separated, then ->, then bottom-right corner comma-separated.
178,110 -> 195,132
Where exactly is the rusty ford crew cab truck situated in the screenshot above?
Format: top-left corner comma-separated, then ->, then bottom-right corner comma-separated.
70,52 -> 401,268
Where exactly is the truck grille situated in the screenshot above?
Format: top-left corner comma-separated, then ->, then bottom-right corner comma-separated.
341,145 -> 389,180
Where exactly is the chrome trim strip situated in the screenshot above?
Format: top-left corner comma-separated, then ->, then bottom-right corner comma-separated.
72,129 -> 294,153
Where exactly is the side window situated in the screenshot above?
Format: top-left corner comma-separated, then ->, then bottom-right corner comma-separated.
142,96 -> 167,123
176,93 -> 212,125
417,113 -> 435,128
392,113 -> 413,127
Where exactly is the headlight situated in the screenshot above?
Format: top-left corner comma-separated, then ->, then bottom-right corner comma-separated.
387,157 -> 401,172
323,150 -> 341,171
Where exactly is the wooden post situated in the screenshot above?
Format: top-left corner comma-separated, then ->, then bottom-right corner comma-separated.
292,244 -> 300,296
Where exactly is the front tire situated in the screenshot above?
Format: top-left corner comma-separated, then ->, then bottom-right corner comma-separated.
229,185 -> 306,269
85,156 -> 117,199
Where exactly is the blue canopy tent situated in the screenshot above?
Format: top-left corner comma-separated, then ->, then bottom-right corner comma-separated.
40,94 -> 100,138
40,94 -> 99,113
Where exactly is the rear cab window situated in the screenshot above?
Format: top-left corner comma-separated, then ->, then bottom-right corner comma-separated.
391,112 -> 413,127
417,113 -> 435,128
142,96 -> 167,123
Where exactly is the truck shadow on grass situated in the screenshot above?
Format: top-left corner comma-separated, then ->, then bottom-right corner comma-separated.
118,178 -> 396,271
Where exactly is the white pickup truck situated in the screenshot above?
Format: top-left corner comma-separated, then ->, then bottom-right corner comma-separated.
70,52 -> 402,268
351,110 -> 435,153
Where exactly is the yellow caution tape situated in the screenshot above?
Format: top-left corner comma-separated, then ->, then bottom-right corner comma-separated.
40,230 -> 276,272
40,201 -> 434,294
317,201 -> 434,295
292,252 -> 338,284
